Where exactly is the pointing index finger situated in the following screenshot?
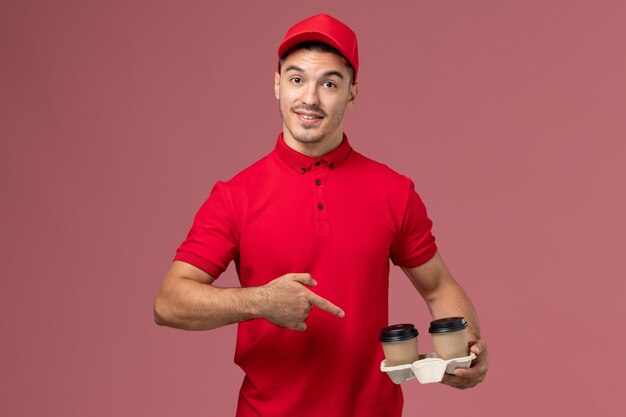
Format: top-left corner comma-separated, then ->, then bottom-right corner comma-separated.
308,292 -> 345,318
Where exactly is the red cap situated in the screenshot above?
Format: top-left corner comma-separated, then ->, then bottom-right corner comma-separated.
278,14 -> 359,81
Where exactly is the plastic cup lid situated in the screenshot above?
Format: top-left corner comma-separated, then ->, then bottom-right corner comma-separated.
379,323 -> 418,342
428,317 -> 468,334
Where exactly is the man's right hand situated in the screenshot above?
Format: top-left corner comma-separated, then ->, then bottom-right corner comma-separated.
255,273 -> 345,331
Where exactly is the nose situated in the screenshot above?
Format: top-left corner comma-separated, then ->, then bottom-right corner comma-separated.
300,83 -> 319,106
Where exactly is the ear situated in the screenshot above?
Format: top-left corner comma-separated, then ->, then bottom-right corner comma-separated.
347,82 -> 358,108
274,72 -> 280,100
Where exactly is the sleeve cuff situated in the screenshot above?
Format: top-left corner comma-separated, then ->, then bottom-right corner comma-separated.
173,250 -> 225,279
392,244 -> 438,269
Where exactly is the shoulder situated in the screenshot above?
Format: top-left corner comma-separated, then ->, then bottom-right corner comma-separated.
196,153 -> 276,222
346,151 -> 415,191
217,152 -> 276,191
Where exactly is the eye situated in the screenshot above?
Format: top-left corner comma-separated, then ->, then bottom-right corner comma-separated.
290,76 -> 303,84
323,81 -> 336,88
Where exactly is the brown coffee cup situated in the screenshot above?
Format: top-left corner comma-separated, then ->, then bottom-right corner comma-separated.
429,317 -> 469,360
379,324 -> 419,367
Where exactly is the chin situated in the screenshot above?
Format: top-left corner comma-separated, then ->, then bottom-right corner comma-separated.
294,135 -> 324,144
290,127 -> 326,144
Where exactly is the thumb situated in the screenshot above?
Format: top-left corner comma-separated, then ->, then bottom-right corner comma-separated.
289,273 -> 317,287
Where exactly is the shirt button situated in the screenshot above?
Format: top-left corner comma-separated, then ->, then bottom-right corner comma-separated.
315,179 -> 321,186
300,167 -> 306,174
317,204 -> 324,210
315,161 -> 321,166
329,163 -> 334,169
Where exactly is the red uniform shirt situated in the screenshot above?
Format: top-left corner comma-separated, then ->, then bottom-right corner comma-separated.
175,134 -> 437,417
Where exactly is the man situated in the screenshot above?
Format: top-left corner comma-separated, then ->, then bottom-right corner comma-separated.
155,13 -> 488,417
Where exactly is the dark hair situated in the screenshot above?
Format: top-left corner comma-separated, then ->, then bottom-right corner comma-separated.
279,41 -> 355,84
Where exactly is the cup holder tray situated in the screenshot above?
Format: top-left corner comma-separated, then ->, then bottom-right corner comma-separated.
380,352 -> 476,384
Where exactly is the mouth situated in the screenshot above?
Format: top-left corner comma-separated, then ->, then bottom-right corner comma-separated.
298,113 -> 322,119
292,107 -> 325,124
295,111 -> 324,123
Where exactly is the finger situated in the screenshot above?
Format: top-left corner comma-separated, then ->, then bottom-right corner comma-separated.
441,373 -> 465,387
453,358 -> 487,382
308,292 -> 345,318
441,373 -> 475,389
453,366 -> 481,379
469,339 -> 487,355
293,322 -> 307,331
288,273 -> 317,286
456,351 -> 486,374
452,369 -> 486,388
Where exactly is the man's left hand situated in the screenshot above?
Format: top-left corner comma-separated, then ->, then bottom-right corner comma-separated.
441,339 -> 488,389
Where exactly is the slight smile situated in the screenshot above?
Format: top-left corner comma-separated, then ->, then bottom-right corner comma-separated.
293,109 -> 325,124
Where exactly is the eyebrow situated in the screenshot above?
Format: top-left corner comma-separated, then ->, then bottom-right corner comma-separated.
322,70 -> 345,80
284,65 -> 345,80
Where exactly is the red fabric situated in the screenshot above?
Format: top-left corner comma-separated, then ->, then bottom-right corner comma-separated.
175,133 -> 437,417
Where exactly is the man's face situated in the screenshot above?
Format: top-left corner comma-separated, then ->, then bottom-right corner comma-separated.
275,48 -> 358,152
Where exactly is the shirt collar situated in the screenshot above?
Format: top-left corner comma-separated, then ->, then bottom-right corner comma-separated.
274,132 -> 353,174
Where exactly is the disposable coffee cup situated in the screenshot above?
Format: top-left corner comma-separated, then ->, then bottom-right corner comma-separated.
379,324 -> 419,367
429,317 -> 469,360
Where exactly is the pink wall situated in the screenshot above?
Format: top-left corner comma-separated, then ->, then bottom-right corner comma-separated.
2,1 -> 625,416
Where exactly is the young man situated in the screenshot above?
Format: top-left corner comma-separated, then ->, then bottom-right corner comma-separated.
155,14 -> 488,417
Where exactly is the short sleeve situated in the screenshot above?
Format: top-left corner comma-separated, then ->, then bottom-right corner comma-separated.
174,181 -> 239,278
390,179 -> 437,268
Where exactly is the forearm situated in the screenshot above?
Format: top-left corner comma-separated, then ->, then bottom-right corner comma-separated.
154,276 -> 262,331
155,270 -> 344,332
424,279 -> 481,341
403,253 -> 481,341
